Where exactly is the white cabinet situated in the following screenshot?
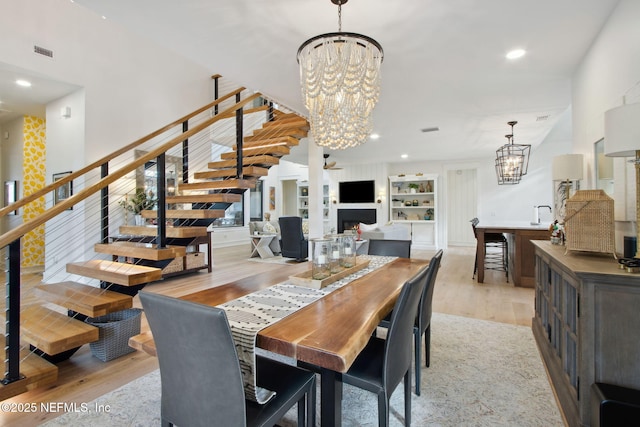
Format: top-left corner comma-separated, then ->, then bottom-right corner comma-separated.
297,182 -> 329,222
389,174 -> 438,249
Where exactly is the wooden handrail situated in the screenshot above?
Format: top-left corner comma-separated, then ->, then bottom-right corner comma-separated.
0,87 -> 246,219
0,91 -> 261,250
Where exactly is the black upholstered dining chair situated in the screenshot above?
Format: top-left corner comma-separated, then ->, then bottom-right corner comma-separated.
379,249 -> 443,395
139,291 -> 316,427
367,239 -> 412,258
340,264 -> 429,427
278,216 -> 308,261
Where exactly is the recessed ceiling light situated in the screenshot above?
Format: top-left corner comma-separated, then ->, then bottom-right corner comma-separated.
370,133 -> 380,140
506,49 -> 526,59
16,79 -> 32,87
401,154 -> 408,159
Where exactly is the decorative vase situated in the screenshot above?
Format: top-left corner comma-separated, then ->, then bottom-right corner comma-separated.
311,238 -> 331,280
134,214 -> 145,226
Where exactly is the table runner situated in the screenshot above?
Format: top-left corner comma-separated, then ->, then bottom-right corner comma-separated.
218,254 -> 395,403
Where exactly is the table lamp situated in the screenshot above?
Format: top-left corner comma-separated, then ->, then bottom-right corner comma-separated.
552,153 -> 584,221
604,102 -> 640,258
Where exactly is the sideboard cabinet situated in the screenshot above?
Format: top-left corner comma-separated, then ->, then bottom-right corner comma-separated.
532,241 -> 640,426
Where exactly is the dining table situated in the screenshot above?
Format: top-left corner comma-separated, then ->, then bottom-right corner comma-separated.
129,255 -> 430,426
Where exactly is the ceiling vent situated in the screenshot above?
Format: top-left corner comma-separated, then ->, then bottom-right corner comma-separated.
34,45 -> 54,58
536,115 -> 549,122
421,127 -> 440,133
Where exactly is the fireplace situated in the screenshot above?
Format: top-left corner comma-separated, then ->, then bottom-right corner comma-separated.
337,209 -> 377,233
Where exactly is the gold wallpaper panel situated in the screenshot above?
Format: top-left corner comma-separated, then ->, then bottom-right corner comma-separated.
22,116 -> 46,268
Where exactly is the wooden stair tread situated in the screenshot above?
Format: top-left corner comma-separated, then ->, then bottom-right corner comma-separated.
21,305 -> 99,355
207,155 -> 280,169
128,331 -> 157,357
194,166 -> 269,179
221,146 -> 290,159
66,260 -> 162,286
34,281 -> 133,317
262,117 -> 309,129
0,334 -> 58,401
179,178 -> 256,191
119,225 -> 210,238
245,127 -> 307,141
141,209 -> 225,219
166,193 -> 242,204
236,136 -> 300,150
94,242 -> 186,260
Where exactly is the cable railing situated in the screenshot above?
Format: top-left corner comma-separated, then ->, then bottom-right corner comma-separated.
1,74 -> 307,388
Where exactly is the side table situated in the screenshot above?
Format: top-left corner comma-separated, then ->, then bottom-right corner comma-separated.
250,234 -> 277,258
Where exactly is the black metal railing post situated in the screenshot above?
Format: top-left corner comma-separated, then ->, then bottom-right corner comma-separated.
267,101 -> 274,122
2,239 -> 24,385
236,92 -> 244,179
182,120 -> 189,184
213,75 -> 220,116
101,163 -> 109,243
156,153 -> 167,249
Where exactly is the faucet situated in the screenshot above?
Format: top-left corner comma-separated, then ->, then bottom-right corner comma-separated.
532,205 -> 552,225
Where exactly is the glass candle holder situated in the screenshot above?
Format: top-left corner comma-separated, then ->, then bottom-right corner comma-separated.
341,233 -> 356,268
328,234 -> 343,274
311,238 -> 331,280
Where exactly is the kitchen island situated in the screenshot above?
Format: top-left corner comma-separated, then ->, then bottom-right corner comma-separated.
475,221 -> 550,287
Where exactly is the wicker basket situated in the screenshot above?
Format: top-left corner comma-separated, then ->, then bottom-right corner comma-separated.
85,308 -> 142,362
564,190 -> 615,256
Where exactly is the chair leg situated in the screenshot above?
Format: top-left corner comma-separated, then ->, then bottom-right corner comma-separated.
404,370 -> 412,427
414,327 -> 421,396
425,326 -> 431,368
377,391 -> 390,427
307,378 -> 316,427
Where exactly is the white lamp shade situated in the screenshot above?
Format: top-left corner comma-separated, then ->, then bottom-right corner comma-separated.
552,154 -> 584,181
604,103 -> 640,157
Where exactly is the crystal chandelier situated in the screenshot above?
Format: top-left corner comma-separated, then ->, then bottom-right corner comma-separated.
495,121 -> 531,185
297,0 -> 384,150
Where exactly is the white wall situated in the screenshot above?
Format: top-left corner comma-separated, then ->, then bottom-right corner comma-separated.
572,0 -> 640,253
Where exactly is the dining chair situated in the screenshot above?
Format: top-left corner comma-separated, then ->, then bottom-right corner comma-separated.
138,291 -> 316,427
278,216 -> 309,261
470,217 -> 508,282
340,264 -> 429,427
379,249 -> 443,395
367,239 -> 412,258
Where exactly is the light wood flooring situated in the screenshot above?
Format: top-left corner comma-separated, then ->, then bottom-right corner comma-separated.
0,244 -> 534,426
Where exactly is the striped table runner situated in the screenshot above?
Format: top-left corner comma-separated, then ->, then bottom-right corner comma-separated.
218,254 -> 395,403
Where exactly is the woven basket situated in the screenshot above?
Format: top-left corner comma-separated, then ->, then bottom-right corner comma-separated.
564,190 -> 615,256
85,308 -> 142,362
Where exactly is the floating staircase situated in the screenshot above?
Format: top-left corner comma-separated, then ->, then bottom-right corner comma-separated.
0,95 -> 309,400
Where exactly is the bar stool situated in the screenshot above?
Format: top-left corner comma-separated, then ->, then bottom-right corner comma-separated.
470,218 -> 508,282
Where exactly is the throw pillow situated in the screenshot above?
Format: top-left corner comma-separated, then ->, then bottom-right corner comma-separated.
302,221 -> 309,234
263,222 -> 277,234
359,222 -> 379,232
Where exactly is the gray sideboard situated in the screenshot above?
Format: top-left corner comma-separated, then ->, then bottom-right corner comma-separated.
532,241 -> 640,426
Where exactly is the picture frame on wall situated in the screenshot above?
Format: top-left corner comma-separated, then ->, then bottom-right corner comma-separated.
53,171 -> 73,209
4,180 -> 18,215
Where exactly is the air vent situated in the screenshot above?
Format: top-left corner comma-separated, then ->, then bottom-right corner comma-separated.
34,45 -> 54,58
536,115 -> 549,122
421,127 -> 440,133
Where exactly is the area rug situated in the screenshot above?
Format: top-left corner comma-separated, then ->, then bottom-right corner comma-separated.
247,255 -> 305,265
42,313 -> 563,426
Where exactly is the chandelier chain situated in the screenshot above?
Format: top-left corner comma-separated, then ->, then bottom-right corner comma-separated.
338,1 -> 342,32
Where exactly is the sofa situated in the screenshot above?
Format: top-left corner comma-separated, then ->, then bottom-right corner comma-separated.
358,222 -> 410,241
248,221 -> 281,255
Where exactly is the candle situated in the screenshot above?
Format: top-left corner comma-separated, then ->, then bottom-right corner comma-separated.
344,247 -> 352,255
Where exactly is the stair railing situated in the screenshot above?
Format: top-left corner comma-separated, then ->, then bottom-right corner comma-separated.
0,81 -> 263,386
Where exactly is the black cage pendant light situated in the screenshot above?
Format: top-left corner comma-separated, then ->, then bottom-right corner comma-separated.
495,121 -> 531,185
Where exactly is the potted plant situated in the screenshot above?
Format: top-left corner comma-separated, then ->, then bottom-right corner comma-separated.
119,188 -> 157,225
408,183 -> 419,194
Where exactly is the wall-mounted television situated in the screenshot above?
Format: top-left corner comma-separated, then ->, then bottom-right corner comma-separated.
339,180 -> 375,203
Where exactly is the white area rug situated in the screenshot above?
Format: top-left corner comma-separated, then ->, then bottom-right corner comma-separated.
42,313 -> 563,426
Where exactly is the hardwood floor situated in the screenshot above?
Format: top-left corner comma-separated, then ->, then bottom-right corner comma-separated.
0,244 -> 534,426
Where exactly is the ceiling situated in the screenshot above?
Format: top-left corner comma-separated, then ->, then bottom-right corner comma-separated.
3,0 -> 620,167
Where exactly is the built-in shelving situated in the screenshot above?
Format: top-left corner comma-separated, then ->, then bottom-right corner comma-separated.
388,174 -> 438,249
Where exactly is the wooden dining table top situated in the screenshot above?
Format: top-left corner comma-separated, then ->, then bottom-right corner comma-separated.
130,256 -> 430,373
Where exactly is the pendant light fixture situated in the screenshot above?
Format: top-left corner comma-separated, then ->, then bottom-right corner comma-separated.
297,0 -> 384,150
495,121 -> 531,185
